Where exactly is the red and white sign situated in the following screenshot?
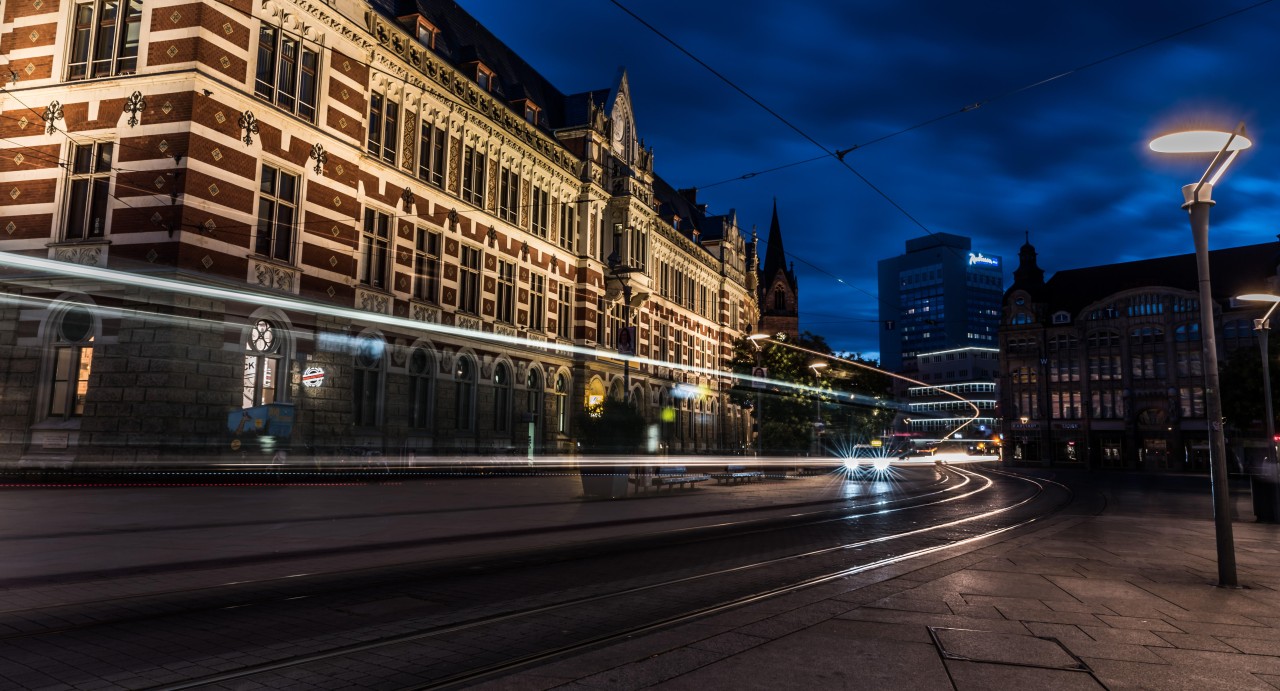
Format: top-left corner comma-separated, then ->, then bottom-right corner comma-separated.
301,367 -> 326,388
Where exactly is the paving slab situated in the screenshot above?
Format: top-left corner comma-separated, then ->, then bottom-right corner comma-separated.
945,660 -> 1105,691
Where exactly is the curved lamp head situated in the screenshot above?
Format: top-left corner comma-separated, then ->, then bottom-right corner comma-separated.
1149,124 -> 1251,191
1150,130 -> 1252,154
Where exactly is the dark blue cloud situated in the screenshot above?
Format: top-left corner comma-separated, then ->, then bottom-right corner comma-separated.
462,0 -> 1280,359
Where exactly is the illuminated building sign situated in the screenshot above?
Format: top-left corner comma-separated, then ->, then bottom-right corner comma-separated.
967,252 -> 1000,267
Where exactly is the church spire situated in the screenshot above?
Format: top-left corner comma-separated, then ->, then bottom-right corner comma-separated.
758,199 -> 799,339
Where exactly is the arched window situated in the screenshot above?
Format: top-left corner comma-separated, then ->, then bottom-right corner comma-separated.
353,336 -> 384,427
494,362 -> 511,432
555,373 -> 568,434
408,347 -> 434,429
243,319 -> 283,408
49,305 -> 95,419
455,355 -> 475,430
774,291 -> 785,311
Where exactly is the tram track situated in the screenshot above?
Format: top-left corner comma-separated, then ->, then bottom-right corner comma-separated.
117,465 -> 1067,690
0,465 -> 1068,690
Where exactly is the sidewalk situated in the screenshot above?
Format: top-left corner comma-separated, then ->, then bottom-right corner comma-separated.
485,502 -> 1280,690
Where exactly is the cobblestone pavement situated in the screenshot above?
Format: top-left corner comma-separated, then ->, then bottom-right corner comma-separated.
480,471 -> 1280,690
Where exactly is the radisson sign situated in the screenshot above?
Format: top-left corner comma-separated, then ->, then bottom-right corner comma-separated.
967,252 -> 1000,267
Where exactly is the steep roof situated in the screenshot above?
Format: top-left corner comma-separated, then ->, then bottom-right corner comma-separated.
1043,240 -> 1280,315
760,200 -> 796,289
371,1 -> 569,131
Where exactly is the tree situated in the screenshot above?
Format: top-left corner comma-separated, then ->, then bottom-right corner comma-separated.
729,332 -> 894,455
1220,336 -> 1280,435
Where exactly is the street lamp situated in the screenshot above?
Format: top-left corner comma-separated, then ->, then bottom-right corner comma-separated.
809,361 -> 828,455
1236,293 -> 1280,522
1149,123 -> 1252,587
606,251 -> 640,400
748,332 -> 771,456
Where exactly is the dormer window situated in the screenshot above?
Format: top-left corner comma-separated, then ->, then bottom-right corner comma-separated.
416,19 -> 437,48
399,14 -> 437,49
475,64 -> 495,91
514,99 -> 540,125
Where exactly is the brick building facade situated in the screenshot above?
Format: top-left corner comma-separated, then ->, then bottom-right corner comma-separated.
0,0 -> 763,465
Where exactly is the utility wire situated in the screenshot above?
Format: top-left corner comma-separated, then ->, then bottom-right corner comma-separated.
698,0 -> 1276,190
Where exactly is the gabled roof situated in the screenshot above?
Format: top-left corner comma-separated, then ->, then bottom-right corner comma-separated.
1042,240 -> 1280,316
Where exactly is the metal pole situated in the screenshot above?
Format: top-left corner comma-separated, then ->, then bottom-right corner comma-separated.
1258,320 -> 1279,519
1185,182 -> 1237,587
747,348 -> 757,455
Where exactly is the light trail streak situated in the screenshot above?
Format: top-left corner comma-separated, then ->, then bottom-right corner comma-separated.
0,253 -> 905,412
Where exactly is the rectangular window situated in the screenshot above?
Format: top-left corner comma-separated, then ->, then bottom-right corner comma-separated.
255,165 -> 299,263
462,146 -> 486,206
413,228 -> 441,302
558,198 -> 575,250
366,93 -> 399,164
417,121 -> 447,187
556,283 -> 572,339
498,167 -> 519,223
531,186 -> 549,238
459,245 -> 481,313
254,26 -> 319,121
529,274 -> 546,331
360,209 -> 391,289
68,0 -> 141,80
496,259 -> 515,323
63,142 -> 113,240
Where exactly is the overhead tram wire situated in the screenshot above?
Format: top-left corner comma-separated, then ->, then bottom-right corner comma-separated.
696,0 -> 1277,191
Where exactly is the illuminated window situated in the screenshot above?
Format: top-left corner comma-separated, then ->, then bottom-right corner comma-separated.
63,142 -> 113,240
48,306 -> 95,419
558,198 -> 576,250
242,319 -> 282,409
555,373 -> 568,433
254,25 -> 319,121
68,0 -> 141,80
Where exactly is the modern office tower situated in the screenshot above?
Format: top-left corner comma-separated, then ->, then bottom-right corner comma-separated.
877,233 -> 1004,372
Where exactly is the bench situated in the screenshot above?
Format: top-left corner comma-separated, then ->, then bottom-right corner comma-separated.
710,465 -> 764,484
641,466 -> 710,490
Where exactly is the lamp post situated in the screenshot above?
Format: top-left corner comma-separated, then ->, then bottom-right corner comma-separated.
1150,124 -> 1252,587
809,361 -> 828,455
748,332 -> 771,456
1237,294 -> 1280,523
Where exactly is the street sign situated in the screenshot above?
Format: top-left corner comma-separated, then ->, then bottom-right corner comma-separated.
302,367 -> 326,388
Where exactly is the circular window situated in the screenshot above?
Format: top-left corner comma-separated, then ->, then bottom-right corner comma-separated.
60,306 -> 93,342
1014,297 -> 1026,306
248,320 -> 276,352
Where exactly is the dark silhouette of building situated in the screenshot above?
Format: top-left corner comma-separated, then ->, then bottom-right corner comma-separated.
758,201 -> 799,340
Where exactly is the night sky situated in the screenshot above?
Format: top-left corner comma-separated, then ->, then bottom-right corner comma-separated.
461,0 -> 1280,360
